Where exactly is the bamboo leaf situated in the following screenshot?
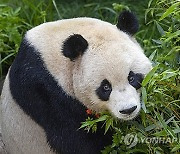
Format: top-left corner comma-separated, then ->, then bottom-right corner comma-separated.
141,87 -> 147,113
104,118 -> 113,134
159,2 -> 180,21
142,65 -> 159,87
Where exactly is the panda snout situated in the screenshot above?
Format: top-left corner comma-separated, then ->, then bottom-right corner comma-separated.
119,105 -> 137,115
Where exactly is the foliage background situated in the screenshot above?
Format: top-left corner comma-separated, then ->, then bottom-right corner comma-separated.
0,0 -> 179,153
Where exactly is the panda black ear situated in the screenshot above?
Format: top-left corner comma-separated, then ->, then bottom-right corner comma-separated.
62,34 -> 88,61
116,11 -> 139,35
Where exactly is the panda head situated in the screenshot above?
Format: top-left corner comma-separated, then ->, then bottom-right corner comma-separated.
27,11 -> 152,121
60,11 -> 152,121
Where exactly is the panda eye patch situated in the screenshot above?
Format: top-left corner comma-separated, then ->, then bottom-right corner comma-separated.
128,71 -> 143,89
96,79 -> 112,101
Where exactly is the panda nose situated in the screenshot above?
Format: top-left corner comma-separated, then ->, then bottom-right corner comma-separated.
119,105 -> 137,115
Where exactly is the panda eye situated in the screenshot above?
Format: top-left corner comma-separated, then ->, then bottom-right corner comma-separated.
128,71 -> 143,90
103,84 -> 111,91
96,79 -> 112,101
128,76 -> 134,83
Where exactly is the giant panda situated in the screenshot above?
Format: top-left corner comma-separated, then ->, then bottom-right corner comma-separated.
1,11 -> 152,154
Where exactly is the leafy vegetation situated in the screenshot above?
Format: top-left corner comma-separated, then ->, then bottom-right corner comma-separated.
0,5 -> 24,76
0,0 -> 179,153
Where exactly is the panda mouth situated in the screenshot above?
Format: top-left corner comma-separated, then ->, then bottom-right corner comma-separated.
119,108 -> 140,120
119,105 -> 137,115
85,108 -> 139,121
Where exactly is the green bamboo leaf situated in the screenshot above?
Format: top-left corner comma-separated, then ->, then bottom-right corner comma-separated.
155,111 -> 176,138
155,21 -> 165,36
161,70 -> 177,80
14,7 -> 21,15
142,65 -> 159,87
159,2 -> 180,21
164,30 -> 180,42
92,123 -> 97,133
152,39 -> 162,45
148,0 -> 153,8
149,50 -> 157,61
0,53 -> 15,64
171,144 -> 180,152
153,130 -> 167,137
79,121 -> 93,129
174,128 -> 180,134
95,115 -> 109,122
145,124 -> 156,131
165,116 -> 175,125
141,87 -> 147,113
104,118 -> 113,134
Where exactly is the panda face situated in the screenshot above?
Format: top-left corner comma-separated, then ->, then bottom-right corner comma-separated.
25,11 -> 151,121
72,33 -> 152,120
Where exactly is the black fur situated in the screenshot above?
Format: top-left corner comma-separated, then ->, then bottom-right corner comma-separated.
96,79 -> 112,101
117,11 -> 139,35
128,71 -> 143,90
119,105 -> 137,115
62,34 -> 88,61
9,37 -> 112,154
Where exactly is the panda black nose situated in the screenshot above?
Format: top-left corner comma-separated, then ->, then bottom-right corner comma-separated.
119,105 -> 137,115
